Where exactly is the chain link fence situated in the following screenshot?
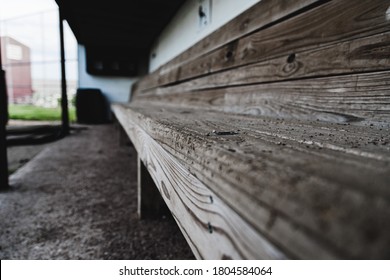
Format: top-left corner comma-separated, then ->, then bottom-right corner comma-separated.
0,8 -> 77,109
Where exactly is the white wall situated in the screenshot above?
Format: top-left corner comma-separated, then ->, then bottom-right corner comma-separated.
77,0 -> 261,102
149,0 -> 261,72
77,45 -> 137,103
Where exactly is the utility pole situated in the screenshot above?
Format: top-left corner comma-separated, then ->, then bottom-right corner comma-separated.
0,38 -> 9,189
59,8 -> 69,136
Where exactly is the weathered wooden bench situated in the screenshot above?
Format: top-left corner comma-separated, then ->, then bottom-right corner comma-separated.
112,0 -> 390,259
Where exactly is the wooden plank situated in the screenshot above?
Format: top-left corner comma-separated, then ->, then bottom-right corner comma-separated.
0,69 -> 9,189
152,33 -> 390,94
136,0 -> 322,92
135,71 -> 390,125
140,32 -> 390,98
113,103 -> 390,259
113,104 -> 286,259
137,155 -> 170,219
137,0 -> 390,93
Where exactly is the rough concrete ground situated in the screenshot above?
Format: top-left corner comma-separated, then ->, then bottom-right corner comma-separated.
0,123 -> 195,259
7,144 -> 48,174
7,120 -> 59,174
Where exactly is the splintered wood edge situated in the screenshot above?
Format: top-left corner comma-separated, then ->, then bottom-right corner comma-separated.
112,104 -> 287,260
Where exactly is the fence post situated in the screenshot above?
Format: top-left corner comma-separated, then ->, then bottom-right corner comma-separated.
0,39 -> 9,189
59,8 -> 69,136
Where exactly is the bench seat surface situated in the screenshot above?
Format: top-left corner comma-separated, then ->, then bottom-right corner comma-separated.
113,102 -> 390,259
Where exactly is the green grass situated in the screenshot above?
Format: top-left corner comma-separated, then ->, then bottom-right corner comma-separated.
8,104 -> 76,122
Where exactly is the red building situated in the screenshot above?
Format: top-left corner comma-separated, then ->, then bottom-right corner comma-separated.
0,36 -> 33,103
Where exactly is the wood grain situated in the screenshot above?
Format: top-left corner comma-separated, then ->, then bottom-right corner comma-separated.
137,156 -> 170,219
115,0 -> 390,260
135,71 -> 390,125
137,0 -> 390,93
113,105 -> 286,259
139,32 -> 390,100
137,0 -> 322,92
113,103 -> 390,259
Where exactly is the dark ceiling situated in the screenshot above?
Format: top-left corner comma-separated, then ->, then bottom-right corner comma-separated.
55,0 -> 185,50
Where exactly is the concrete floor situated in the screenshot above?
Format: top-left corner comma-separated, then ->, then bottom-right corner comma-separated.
6,120 -> 61,174
0,123 -> 194,259
8,144 -> 48,174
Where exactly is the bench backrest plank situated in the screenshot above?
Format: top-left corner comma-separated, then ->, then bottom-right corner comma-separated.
131,0 -> 390,126
137,0 -> 321,91
136,0 -> 390,92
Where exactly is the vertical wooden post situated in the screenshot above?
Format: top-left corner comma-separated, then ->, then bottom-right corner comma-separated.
59,8 -> 69,136
117,123 -> 131,147
118,126 -> 130,147
0,39 -> 9,190
113,115 -> 131,147
137,156 -> 169,219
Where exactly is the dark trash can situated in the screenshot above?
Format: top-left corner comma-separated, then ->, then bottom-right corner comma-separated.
75,88 -> 109,124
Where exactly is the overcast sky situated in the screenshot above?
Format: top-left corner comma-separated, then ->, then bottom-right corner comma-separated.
0,0 -> 78,80
0,0 -> 57,20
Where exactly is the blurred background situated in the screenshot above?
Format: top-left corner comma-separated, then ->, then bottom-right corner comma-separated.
0,0 -> 78,122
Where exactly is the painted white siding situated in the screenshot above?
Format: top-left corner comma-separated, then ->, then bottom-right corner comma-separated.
149,0 -> 261,72
77,45 -> 136,103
